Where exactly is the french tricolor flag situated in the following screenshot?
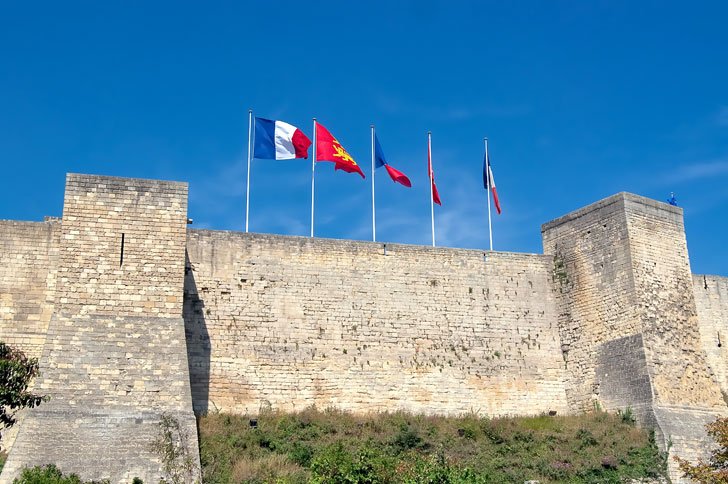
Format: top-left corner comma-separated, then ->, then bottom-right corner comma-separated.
254,117 -> 312,160
483,153 -> 502,214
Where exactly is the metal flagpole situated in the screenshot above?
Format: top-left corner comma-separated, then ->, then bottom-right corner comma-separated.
485,137 -> 492,251
310,118 -> 317,238
429,131 -> 435,247
371,125 -> 376,242
245,110 -> 252,232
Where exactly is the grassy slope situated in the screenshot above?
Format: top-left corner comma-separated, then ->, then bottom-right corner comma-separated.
198,408 -> 667,484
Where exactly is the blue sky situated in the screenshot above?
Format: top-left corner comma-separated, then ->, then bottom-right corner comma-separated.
2,1 -> 727,276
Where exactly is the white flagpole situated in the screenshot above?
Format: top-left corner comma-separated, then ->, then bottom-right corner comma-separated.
371,125 -> 376,242
485,137 -> 493,251
310,118 -> 317,238
429,131 -> 435,247
245,110 -> 252,232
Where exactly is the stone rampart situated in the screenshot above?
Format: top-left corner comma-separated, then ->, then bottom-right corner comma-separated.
0,173 -> 726,483
694,274 -> 728,398
184,230 -> 569,417
0,219 -> 60,359
0,175 -> 200,484
55,173 -> 188,317
542,193 -> 727,482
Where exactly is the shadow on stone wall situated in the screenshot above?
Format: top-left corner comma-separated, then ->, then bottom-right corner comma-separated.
183,251 -> 210,414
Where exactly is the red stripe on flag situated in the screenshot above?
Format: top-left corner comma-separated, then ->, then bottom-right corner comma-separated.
488,165 -> 501,214
291,129 -> 312,159
384,164 -> 412,187
428,145 -> 441,205
492,187 -> 501,214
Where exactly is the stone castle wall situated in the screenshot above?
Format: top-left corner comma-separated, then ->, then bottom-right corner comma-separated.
542,193 -> 727,482
541,194 -> 643,414
0,219 -> 60,359
624,196 -> 723,409
1,174 -> 727,483
693,274 -> 728,398
0,175 -> 200,484
55,174 -> 188,317
184,230 -> 569,417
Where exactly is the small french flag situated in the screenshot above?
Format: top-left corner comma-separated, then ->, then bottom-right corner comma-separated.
483,153 -> 502,214
254,117 -> 312,160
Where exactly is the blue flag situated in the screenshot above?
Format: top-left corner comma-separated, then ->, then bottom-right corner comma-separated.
373,134 -> 411,187
374,134 -> 387,169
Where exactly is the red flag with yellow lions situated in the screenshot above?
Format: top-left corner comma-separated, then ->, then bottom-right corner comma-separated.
315,122 -> 365,178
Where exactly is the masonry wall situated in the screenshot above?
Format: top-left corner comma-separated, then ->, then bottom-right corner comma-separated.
694,274 -> 728,398
184,230 -> 569,418
624,197 -> 724,409
55,174 -> 188,317
541,194 -> 643,414
1,175 -> 200,484
0,219 -> 60,359
0,313 -> 199,483
2,173 -> 727,483
542,193 -> 727,483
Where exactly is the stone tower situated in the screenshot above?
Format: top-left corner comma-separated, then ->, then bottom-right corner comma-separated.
1,174 -> 200,483
542,192 -> 728,482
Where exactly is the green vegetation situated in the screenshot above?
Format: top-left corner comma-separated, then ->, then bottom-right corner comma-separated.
152,413 -> 197,484
0,341 -> 47,443
198,407 -> 667,484
12,465 -> 110,484
675,416 -> 728,483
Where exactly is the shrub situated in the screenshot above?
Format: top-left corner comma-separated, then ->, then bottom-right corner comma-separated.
617,407 -> 635,425
12,465 -> 109,484
310,442 -> 382,484
287,442 -> 314,467
576,428 -> 598,447
0,341 -> 47,443
151,414 -> 195,484
675,416 -> 728,483
390,425 -> 427,454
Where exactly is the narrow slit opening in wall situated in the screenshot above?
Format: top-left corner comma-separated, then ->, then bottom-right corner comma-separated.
120,233 -> 125,267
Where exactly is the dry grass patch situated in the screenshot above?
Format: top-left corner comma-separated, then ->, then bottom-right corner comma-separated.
231,454 -> 306,483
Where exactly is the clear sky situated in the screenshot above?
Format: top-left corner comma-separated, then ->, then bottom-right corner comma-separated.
2,1 -> 727,276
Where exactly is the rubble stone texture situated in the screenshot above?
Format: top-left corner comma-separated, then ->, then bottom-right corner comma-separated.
0,175 -> 726,483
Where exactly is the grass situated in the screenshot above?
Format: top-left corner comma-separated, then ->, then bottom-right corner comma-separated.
198,407 -> 667,484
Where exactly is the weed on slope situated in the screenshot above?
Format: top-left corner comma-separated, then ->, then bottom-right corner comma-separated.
198,408 -> 666,484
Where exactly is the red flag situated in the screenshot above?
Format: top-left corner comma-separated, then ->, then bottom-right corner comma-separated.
428,146 -> 441,206
383,164 -> 412,187
315,122 -> 365,178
